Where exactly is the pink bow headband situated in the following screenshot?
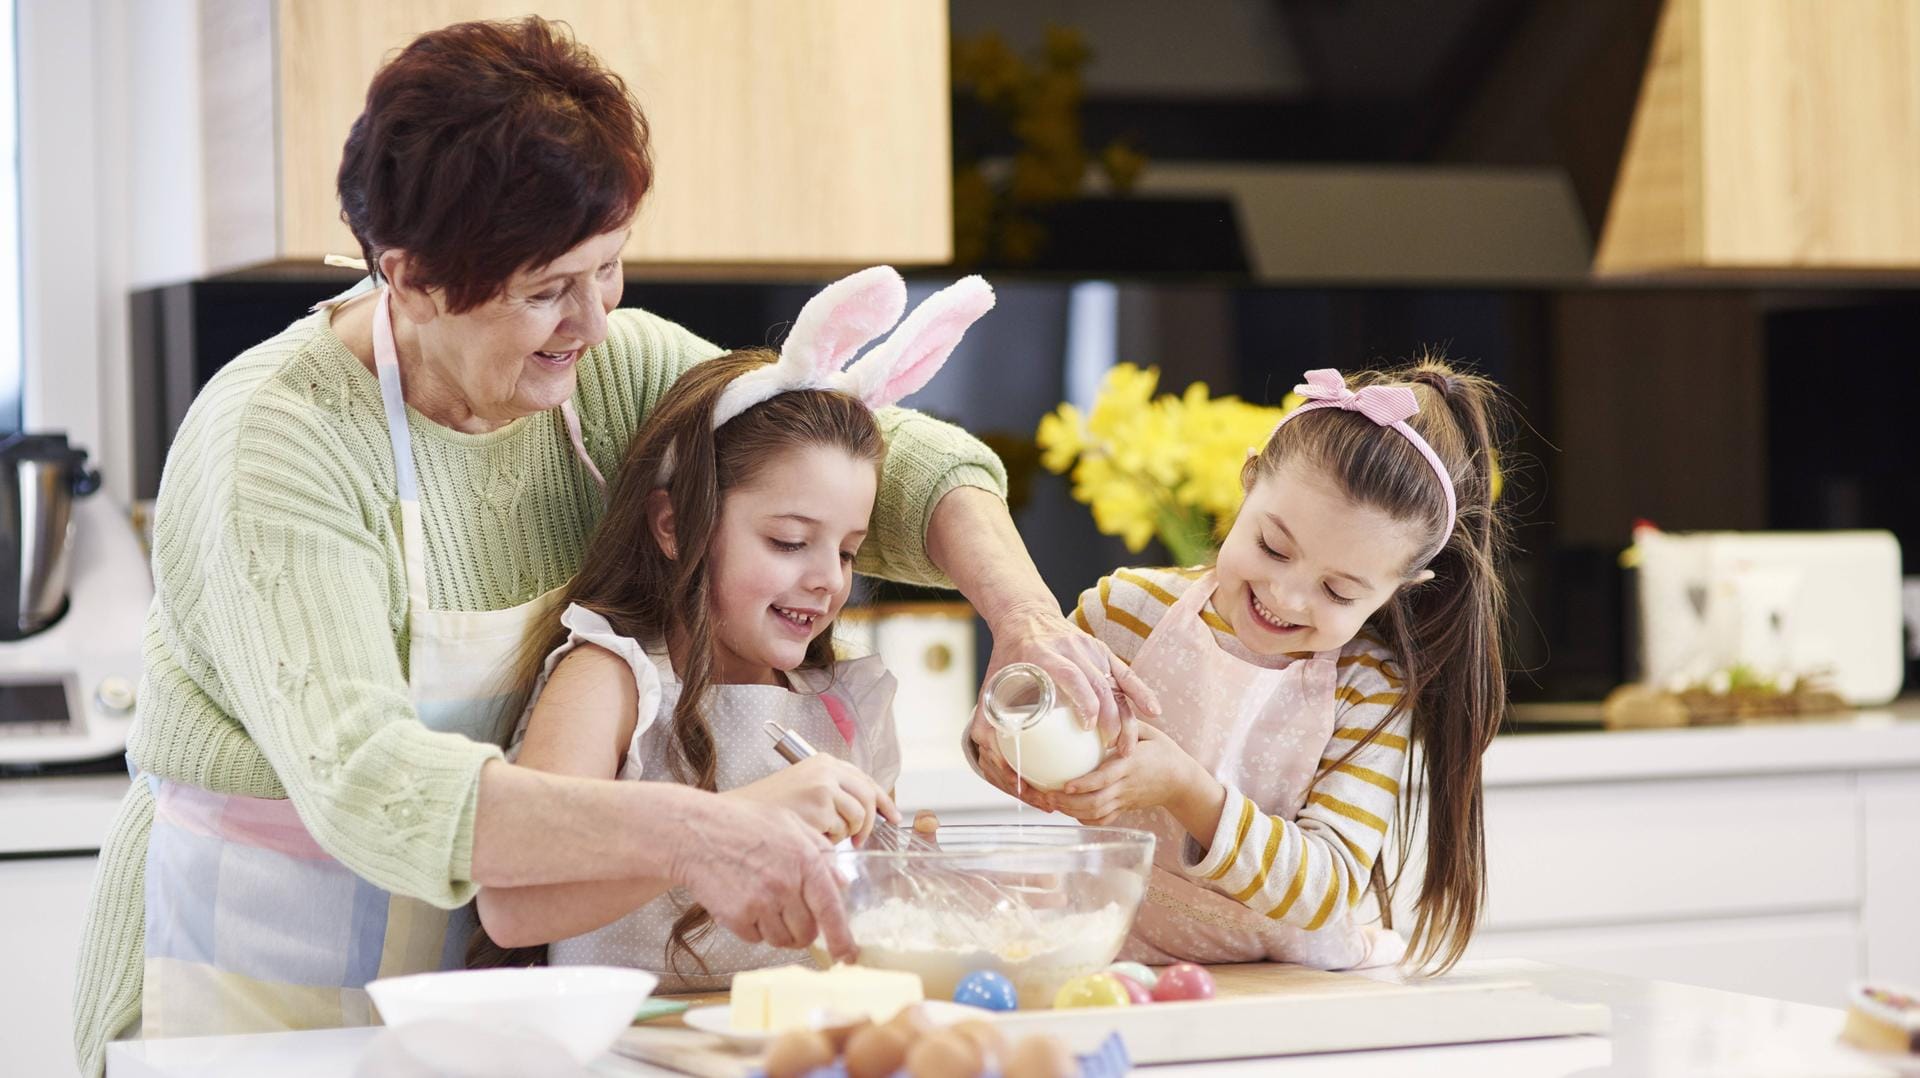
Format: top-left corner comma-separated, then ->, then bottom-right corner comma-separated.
1271,369 -> 1457,554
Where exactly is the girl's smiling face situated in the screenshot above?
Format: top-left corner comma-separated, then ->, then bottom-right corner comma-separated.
705,444 -> 878,684
1213,457 -> 1432,656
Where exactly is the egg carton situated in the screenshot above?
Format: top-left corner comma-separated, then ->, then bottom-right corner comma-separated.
755,1031 -> 1129,1078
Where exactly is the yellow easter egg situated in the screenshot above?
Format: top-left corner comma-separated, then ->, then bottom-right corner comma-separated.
1051,973 -> 1131,1010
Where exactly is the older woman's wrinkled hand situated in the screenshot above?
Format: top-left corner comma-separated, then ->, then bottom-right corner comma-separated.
966,601 -> 1159,810
670,794 -> 856,958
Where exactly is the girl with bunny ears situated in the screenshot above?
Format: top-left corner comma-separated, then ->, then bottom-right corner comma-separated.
470,268 -> 993,987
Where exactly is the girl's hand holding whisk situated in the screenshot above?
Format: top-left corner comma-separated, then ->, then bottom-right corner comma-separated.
726,754 -> 901,845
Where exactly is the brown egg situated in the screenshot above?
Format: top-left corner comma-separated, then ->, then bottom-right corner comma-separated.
904,1030 -> 985,1078
1001,1034 -> 1078,1078
885,1002 -> 935,1038
843,1023 -> 913,1078
949,1018 -> 1008,1063
822,1017 -> 872,1054
763,1029 -> 836,1078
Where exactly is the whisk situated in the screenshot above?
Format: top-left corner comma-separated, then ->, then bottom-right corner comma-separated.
762,721 -> 1039,929
763,720 -> 937,852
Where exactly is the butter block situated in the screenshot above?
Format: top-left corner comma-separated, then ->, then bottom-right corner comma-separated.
729,964 -> 924,1033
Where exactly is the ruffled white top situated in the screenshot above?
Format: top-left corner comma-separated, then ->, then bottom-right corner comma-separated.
510,602 -> 901,990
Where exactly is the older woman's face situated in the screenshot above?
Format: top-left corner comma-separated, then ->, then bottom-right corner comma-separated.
413,227 -> 629,424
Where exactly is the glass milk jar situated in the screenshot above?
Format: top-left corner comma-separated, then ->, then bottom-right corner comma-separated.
981,663 -> 1109,791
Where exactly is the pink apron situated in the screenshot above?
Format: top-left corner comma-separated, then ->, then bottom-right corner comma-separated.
1114,571 -> 1396,969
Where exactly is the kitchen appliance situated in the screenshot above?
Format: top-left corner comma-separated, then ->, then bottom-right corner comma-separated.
1633,528 -> 1905,705
0,434 -> 150,769
0,433 -> 102,639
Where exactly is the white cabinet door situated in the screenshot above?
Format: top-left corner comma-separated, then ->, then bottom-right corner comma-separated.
1862,769 -> 1920,980
1479,774 -> 1861,930
0,855 -> 101,1077
1468,911 -> 1861,1009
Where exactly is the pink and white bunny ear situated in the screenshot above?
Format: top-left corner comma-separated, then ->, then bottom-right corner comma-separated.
836,275 -> 994,409
782,265 -> 909,377
711,266 -> 908,429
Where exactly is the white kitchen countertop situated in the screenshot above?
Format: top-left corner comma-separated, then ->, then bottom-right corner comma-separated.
908,698 -> 1920,813
103,959 -> 1911,1077
0,771 -> 130,855
8,702 -> 1918,851
1489,698 -> 1920,785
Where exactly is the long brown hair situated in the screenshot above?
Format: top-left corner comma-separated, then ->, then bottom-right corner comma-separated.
1247,354 -> 1513,973
468,349 -> 884,972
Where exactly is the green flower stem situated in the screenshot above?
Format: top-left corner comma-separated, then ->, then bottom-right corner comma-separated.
1155,502 -> 1217,567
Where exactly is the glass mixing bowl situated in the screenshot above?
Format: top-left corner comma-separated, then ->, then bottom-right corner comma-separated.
830,824 -> 1154,1008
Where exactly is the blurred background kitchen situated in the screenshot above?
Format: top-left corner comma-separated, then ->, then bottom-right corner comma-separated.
2,2 -> 1918,1074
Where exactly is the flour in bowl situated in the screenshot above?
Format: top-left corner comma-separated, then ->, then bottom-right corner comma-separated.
848,897 -> 1134,1006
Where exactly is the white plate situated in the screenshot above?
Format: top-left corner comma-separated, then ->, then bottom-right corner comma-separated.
682,1000 -> 982,1050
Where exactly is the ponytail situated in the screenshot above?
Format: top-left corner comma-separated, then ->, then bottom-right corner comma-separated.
1377,364 -> 1511,972
1260,355 -> 1515,973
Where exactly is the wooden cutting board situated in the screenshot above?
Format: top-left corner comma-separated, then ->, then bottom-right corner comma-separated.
610,963 -> 1609,1074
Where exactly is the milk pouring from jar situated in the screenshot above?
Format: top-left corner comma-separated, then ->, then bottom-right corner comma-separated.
982,663 -> 1110,791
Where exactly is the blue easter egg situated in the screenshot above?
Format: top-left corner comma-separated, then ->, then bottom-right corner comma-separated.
952,969 -> 1019,1011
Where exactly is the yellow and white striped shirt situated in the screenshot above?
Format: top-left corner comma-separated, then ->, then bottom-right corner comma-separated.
1074,566 -> 1411,931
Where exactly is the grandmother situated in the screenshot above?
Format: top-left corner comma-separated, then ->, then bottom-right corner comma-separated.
70,17 -> 1146,1075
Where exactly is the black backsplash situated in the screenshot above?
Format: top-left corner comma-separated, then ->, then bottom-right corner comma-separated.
129,276 -> 1918,701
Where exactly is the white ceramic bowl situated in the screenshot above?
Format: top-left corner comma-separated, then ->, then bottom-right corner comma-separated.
367,966 -> 659,1063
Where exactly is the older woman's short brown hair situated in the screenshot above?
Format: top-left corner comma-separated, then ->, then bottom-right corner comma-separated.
337,16 -> 651,313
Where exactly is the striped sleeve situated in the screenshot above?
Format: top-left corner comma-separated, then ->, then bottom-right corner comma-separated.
1070,566 -> 1206,664
1181,634 -> 1412,928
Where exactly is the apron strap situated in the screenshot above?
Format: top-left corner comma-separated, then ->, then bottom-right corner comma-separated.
370,288 -> 608,613
372,290 -> 434,617
559,399 -> 607,494
310,270 -> 378,313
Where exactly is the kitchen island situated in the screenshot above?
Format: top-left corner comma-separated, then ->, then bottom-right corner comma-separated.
103,959 -> 1909,1076
906,698 -> 1920,1010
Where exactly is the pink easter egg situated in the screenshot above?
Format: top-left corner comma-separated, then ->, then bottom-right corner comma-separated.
1107,972 -> 1153,1005
1149,963 -> 1215,1002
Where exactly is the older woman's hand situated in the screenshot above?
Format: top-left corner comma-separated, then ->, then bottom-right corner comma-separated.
967,601 -> 1160,811
670,794 -> 856,958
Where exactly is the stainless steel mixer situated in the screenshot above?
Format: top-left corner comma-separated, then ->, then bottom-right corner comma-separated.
0,433 -> 102,640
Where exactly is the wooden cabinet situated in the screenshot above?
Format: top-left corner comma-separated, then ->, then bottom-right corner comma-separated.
1597,0 -> 1920,274
189,0 -> 951,277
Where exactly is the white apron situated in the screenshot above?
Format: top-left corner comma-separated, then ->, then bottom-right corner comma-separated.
140,285 -> 604,1037
1114,571 -> 1399,969
529,603 -> 901,991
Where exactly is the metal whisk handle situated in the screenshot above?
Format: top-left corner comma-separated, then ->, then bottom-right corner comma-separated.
764,720 -> 819,765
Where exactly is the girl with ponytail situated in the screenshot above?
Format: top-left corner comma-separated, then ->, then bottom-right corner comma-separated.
470,267 -> 995,988
1047,356 -> 1513,974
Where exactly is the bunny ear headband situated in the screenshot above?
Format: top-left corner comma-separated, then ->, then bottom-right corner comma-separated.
657,266 -> 993,481
710,265 -> 993,429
